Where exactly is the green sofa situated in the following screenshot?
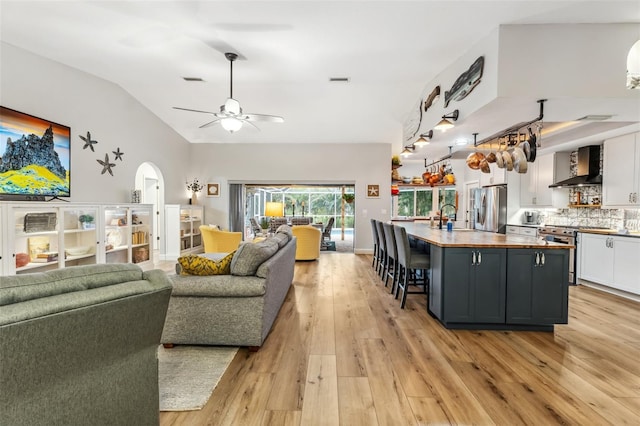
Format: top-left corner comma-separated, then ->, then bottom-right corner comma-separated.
0,263 -> 173,426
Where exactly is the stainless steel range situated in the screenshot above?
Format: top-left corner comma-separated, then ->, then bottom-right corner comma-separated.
538,225 -> 578,285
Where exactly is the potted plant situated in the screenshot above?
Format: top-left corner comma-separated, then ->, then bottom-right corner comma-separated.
392,155 -> 402,168
79,214 -> 95,230
342,193 -> 355,204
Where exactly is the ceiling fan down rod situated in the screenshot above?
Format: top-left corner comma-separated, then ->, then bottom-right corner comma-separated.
225,52 -> 238,99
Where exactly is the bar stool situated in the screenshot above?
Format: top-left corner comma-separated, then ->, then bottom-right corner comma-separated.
382,222 -> 399,293
393,224 -> 430,309
375,220 -> 387,279
370,219 -> 381,271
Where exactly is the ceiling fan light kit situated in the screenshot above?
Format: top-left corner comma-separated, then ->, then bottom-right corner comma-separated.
173,52 -> 284,133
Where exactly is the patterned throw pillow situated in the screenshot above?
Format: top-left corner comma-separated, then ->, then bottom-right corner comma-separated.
178,252 -> 235,276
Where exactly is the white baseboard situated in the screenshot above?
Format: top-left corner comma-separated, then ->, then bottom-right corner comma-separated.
354,248 -> 374,255
577,279 -> 640,302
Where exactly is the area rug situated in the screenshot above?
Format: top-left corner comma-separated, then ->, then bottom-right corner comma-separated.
158,345 -> 238,411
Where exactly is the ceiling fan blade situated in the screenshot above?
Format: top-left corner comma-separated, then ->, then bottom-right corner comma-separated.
199,119 -> 221,129
241,119 -> 261,131
244,113 -> 284,123
173,106 -> 216,115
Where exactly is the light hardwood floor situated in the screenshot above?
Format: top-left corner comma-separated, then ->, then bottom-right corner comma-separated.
159,253 -> 640,425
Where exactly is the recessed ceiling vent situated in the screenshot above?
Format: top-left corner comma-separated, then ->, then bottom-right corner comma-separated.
329,77 -> 350,83
575,114 -> 613,121
182,77 -> 204,82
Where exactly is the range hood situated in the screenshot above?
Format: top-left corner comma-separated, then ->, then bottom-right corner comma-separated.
549,145 -> 602,188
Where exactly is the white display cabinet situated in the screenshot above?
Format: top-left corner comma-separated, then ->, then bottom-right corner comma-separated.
103,204 -> 153,266
164,204 -> 203,260
0,202 -> 152,276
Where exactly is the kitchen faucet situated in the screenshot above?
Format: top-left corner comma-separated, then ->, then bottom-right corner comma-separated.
439,203 -> 457,229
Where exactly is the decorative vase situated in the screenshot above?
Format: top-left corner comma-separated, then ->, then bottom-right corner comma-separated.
191,191 -> 198,205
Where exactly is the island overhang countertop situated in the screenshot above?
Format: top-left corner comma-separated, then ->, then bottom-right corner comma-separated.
392,221 -> 574,249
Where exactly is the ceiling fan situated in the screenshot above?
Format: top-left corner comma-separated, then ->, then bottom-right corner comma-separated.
173,52 -> 284,133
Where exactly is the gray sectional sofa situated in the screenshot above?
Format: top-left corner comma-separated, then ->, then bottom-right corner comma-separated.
161,230 -> 296,349
0,263 -> 173,426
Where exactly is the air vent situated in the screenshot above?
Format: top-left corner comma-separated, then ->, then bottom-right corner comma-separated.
575,114 -> 613,121
329,77 -> 350,83
182,77 -> 204,82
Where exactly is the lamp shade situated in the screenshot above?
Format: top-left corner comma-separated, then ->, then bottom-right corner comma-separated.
434,118 -> 454,131
265,202 -> 284,218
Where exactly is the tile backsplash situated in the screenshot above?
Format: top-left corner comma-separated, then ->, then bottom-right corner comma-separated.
540,144 -> 640,231
542,207 -> 639,231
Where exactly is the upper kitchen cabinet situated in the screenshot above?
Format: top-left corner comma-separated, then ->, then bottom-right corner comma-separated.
520,152 -> 570,208
603,132 -> 640,207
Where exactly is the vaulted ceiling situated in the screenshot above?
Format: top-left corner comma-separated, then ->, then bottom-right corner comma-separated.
1,1 -> 639,161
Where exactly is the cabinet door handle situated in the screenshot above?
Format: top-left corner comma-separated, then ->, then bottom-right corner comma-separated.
535,252 -> 540,266
540,252 -> 545,266
477,251 -> 482,265
471,251 -> 476,265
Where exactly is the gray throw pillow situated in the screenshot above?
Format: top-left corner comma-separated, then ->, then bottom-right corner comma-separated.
231,239 -> 280,276
276,224 -> 293,239
272,232 -> 289,248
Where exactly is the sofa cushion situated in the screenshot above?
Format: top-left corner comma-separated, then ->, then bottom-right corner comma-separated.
231,239 -> 280,276
169,274 -> 266,297
272,232 -> 289,248
0,263 -> 143,306
178,252 -> 235,276
276,224 -> 293,239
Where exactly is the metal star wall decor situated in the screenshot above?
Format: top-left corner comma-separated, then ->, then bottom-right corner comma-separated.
112,147 -> 124,161
79,131 -> 98,152
97,153 -> 116,176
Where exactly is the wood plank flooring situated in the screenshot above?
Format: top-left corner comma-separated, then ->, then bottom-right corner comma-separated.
158,253 -> 640,425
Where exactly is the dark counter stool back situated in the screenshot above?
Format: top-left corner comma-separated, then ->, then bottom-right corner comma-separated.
393,225 -> 430,309
382,222 -> 399,293
375,220 -> 387,279
370,219 -> 382,271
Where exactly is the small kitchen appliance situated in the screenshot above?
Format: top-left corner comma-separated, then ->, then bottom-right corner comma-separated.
522,211 -> 539,225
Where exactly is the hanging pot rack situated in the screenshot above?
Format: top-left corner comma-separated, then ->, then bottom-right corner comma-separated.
472,99 -> 546,150
423,146 -> 453,170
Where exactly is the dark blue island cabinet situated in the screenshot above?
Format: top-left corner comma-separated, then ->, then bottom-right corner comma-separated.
428,245 -> 569,331
506,249 -> 569,325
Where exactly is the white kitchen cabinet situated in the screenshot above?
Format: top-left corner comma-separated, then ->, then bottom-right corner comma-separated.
611,236 -> 640,295
520,153 -> 570,208
164,204 -> 204,260
578,232 -> 640,295
602,132 -> 640,207
578,233 -> 614,284
506,225 -> 538,237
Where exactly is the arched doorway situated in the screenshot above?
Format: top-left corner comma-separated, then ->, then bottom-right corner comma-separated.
135,162 -> 165,256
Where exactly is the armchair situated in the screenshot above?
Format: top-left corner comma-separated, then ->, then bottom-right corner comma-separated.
291,225 -> 322,260
321,217 -> 335,249
199,225 -> 242,253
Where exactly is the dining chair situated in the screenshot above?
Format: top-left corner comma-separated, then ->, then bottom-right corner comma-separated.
393,224 -> 430,309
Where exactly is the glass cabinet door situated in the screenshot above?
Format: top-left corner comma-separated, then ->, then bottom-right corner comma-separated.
131,206 -> 151,264
12,207 -> 61,274
104,206 -> 130,264
62,206 -> 98,267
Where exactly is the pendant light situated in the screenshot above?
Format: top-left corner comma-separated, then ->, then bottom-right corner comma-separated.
435,109 -> 459,132
414,130 -> 434,147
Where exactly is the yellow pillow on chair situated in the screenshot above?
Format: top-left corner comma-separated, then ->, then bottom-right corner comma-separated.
178,252 -> 235,276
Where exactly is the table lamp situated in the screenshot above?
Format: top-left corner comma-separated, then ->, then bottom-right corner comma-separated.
265,201 -> 284,232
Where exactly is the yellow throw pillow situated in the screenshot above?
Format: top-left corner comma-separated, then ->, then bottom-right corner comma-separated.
178,252 -> 235,276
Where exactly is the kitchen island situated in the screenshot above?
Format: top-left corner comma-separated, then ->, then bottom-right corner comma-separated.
394,222 -> 573,331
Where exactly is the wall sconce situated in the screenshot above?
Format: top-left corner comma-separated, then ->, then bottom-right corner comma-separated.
400,144 -> 414,157
414,129 -> 433,147
435,109 -> 459,132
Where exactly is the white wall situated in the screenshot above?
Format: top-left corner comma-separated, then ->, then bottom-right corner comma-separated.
188,142 -> 391,253
0,42 -> 191,204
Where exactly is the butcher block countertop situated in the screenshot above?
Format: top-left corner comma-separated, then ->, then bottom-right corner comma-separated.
393,221 -> 574,249
577,228 -> 640,238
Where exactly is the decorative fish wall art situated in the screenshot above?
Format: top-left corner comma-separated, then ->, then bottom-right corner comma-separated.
444,56 -> 484,107
423,86 -> 440,112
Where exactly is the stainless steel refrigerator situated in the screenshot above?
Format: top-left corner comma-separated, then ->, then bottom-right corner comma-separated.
472,185 -> 507,234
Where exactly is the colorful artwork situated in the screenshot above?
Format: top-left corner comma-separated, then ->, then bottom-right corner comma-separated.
0,106 -> 70,197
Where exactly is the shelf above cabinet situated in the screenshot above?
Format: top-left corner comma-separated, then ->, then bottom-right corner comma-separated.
568,204 -> 601,208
